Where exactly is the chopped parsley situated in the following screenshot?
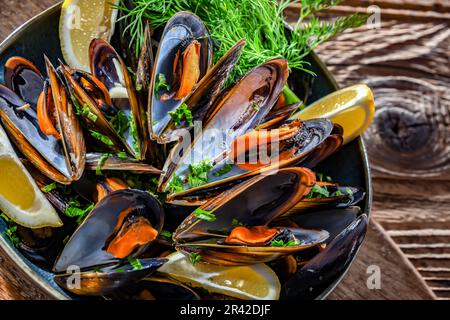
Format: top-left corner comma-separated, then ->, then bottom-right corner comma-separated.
231,218 -> 244,228
0,212 -> 19,248
129,116 -> 141,156
111,111 -> 129,135
305,184 -> 330,199
251,103 -> 260,112
117,151 -> 128,160
41,182 -> 57,193
188,160 -> 213,188
334,190 -> 344,197
90,130 -> 115,147
168,103 -> 193,126
71,95 -> 83,115
167,175 -> 184,194
270,239 -> 299,247
213,163 -> 233,177
81,105 -> 98,123
194,208 -> 216,222
93,267 -> 104,273
160,230 -> 173,239
154,73 -> 171,98
64,198 -> 94,224
189,252 -> 202,265
128,257 -> 143,270
345,187 -> 354,197
96,153 -> 112,176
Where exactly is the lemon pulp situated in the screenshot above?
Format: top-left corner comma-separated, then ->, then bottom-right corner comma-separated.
60,0 -> 119,71
158,252 -> 280,300
210,268 -> 269,298
0,125 -> 62,228
0,157 -> 36,210
291,84 -> 375,144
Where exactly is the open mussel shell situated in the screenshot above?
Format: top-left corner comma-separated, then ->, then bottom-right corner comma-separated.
154,39 -> 246,143
148,11 -> 213,142
164,118 -> 332,199
53,189 -> 164,273
159,58 -> 289,195
177,227 -> 329,266
280,213 -> 368,300
45,57 -> 86,182
85,153 -> 162,175
108,276 -> 201,300
90,38 -> 148,160
296,124 -> 344,169
174,168 -> 329,265
60,64 -> 125,153
54,258 -> 167,296
0,62 -> 85,185
287,206 -> 362,243
4,57 -> 44,106
284,185 -> 365,216
175,167 -> 315,242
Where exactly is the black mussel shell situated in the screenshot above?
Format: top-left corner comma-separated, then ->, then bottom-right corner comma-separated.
53,189 -> 164,273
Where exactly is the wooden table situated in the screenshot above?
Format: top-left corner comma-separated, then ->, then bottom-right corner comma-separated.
0,0 -> 448,300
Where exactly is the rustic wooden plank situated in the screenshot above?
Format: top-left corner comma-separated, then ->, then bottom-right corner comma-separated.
327,220 -> 436,300
0,0 -> 59,41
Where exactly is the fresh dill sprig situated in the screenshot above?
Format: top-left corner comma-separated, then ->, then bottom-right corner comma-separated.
116,0 -> 368,80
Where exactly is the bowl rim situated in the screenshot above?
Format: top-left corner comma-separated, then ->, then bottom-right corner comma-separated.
0,1 -> 372,300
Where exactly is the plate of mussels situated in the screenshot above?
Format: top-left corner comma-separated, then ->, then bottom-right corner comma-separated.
0,0 -> 375,300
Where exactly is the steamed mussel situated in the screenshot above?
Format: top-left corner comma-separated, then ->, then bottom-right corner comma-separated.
0,8 -> 370,301
53,189 -> 167,296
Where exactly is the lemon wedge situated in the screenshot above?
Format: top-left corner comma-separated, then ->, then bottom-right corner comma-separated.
0,125 -> 62,228
59,0 -> 119,71
158,252 -> 281,300
290,84 -> 375,144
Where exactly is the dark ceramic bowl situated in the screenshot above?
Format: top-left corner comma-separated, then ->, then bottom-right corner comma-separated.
0,2 -> 371,300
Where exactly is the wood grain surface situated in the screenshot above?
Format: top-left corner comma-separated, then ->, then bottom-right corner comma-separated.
0,0 -> 448,300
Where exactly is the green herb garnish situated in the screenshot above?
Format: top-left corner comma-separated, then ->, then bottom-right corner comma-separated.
168,103 -> 193,126
306,184 -> 330,199
334,190 -> 343,196
251,103 -> 260,112
129,116 -> 141,156
270,239 -> 299,247
189,252 -> 202,265
231,218 -> 244,228
167,175 -> 184,194
93,267 -> 104,273
160,230 -> 173,239
64,199 -> 94,224
111,111 -> 129,135
117,151 -> 128,160
214,163 -> 233,177
117,0 -> 368,81
194,208 -> 216,222
345,187 -> 354,197
5,225 -> 19,248
82,105 -> 98,123
41,182 -> 57,193
128,257 -> 143,270
188,160 -> 213,188
0,212 -> 20,247
90,130 -> 115,147
96,153 -> 112,176
154,73 -> 171,98
71,95 -> 83,115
